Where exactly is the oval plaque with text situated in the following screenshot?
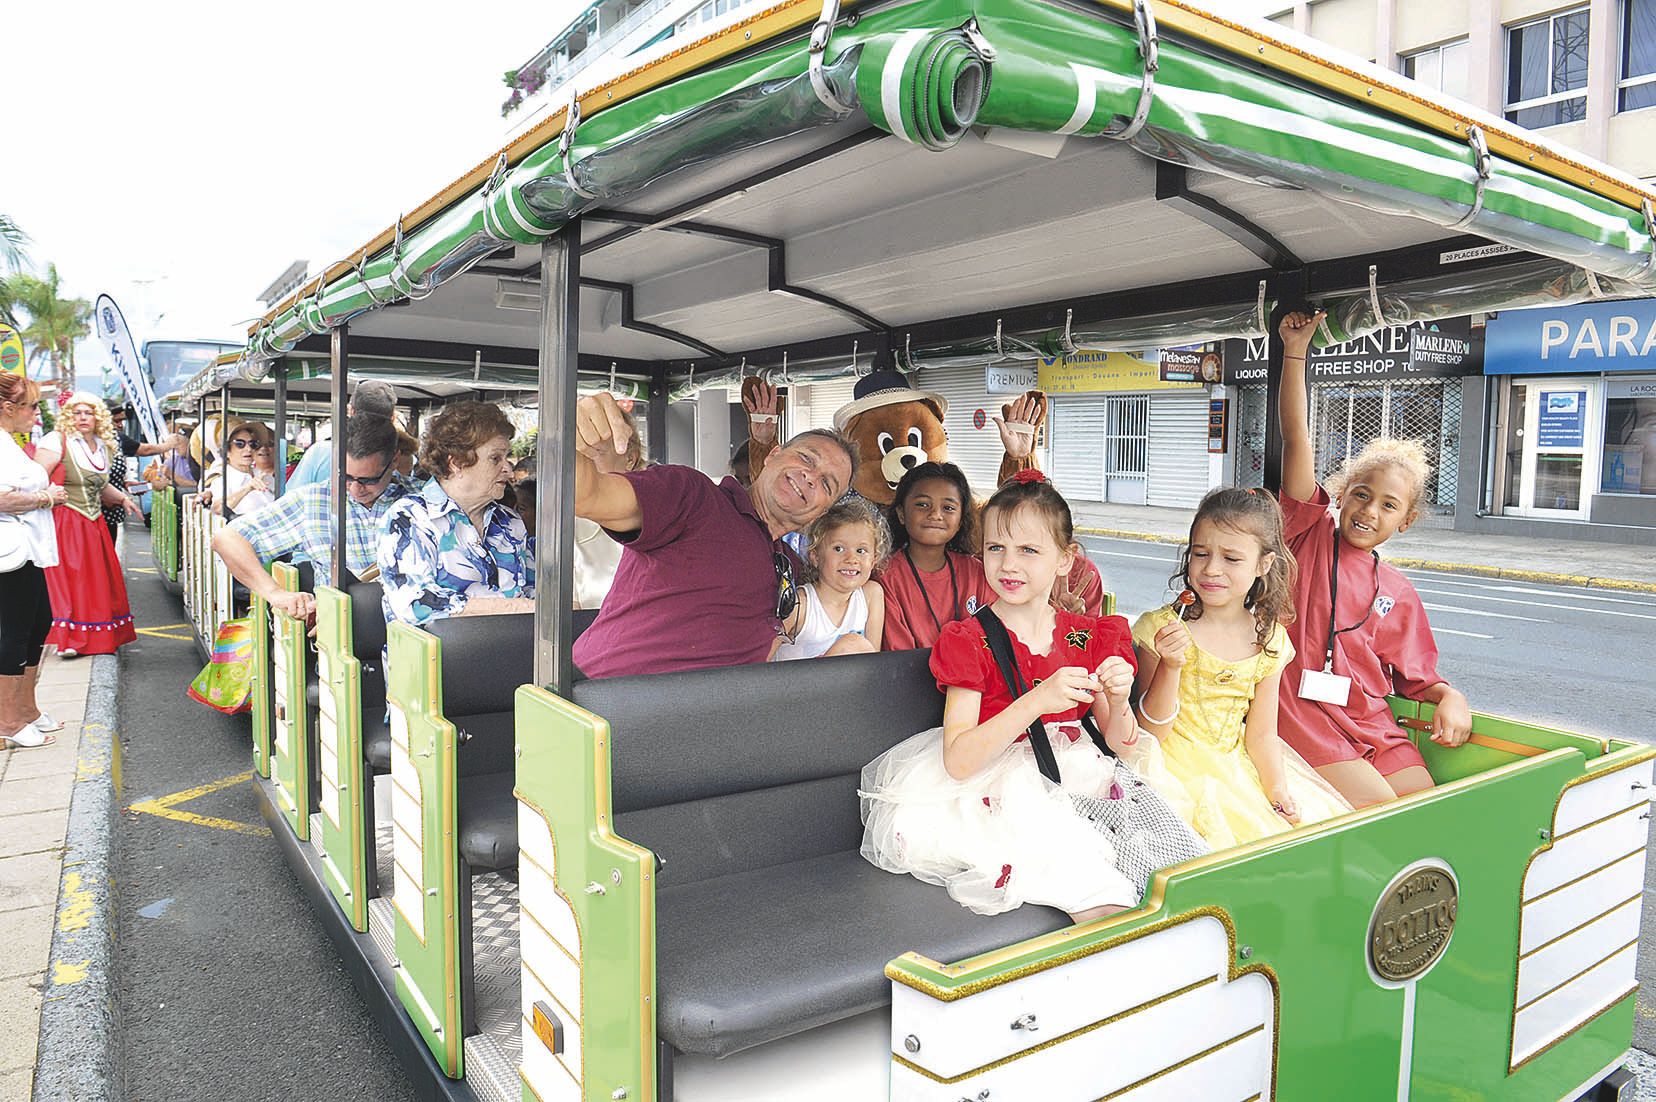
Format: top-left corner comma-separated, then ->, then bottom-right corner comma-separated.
1368,862 -> 1458,985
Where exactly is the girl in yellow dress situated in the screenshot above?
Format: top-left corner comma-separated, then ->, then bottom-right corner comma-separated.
1131,488 -> 1349,849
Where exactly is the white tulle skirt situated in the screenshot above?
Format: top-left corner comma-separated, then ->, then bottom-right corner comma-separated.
858,725 -> 1141,917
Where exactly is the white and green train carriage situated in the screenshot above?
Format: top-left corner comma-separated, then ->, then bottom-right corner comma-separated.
161,0 -> 1656,1098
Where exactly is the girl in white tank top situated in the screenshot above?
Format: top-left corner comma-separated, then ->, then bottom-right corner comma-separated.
773,500 -> 890,661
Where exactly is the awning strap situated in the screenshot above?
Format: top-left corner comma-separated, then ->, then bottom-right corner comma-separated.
1367,264 -> 1388,328
1104,0 -> 1159,142
809,0 -> 856,114
1446,126 -> 1491,230
559,91 -> 599,200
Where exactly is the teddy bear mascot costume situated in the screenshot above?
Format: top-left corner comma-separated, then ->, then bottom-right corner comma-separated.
740,369 -> 1103,614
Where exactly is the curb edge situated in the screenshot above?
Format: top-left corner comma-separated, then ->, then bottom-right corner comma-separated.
1073,526 -> 1656,594
31,653 -> 123,1102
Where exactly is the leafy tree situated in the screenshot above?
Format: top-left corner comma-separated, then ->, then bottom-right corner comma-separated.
13,265 -> 91,391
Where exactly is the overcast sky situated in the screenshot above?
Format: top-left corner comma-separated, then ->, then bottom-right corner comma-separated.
6,0 -> 573,368
7,0 -> 1278,381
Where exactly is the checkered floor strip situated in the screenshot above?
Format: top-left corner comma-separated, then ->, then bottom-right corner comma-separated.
472,869 -> 523,1072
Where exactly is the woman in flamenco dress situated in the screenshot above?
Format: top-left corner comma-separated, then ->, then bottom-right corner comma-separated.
32,393 -> 140,656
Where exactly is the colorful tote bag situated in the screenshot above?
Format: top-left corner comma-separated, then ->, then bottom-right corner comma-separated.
187,618 -> 254,715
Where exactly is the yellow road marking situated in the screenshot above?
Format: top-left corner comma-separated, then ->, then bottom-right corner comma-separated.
135,623 -> 193,641
127,770 -> 270,837
130,567 -> 156,574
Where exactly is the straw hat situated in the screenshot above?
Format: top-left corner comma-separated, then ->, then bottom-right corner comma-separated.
831,370 -> 947,430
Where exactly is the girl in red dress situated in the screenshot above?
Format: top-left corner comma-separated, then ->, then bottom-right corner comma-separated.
860,472 -> 1163,922
1275,311 -> 1472,808
876,462 -> 996,651
33,393 -> 139,656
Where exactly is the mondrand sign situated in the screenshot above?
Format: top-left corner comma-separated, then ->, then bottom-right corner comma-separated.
1222,318 -> 1479,384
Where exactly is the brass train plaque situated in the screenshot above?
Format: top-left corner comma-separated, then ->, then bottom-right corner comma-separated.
1369,862 -> 1459,984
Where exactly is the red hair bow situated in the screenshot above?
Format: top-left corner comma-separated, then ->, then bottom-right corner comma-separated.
1012,468 -> 1047,485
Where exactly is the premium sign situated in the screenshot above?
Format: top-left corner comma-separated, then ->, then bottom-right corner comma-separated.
1368,862 -> 1458,985
985,362 -> 1038,395
1223,318 -> 1478,383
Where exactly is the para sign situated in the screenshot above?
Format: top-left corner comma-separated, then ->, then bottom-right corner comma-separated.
1486,299 -> 1656,374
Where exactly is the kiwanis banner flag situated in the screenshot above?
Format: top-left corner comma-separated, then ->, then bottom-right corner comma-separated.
94,294 -> 165,443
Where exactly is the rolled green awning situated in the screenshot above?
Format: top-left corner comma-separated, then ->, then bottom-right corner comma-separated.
226,0 -> 1656,387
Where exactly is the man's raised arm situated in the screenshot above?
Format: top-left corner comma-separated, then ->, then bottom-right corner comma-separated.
574,392 -> 644,531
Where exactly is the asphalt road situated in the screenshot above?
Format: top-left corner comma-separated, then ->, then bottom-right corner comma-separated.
113,533 -> 416,1102
1081,532 -> 1656,1071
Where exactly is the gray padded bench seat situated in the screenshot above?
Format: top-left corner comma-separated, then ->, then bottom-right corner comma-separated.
573,649 -> 1068,1060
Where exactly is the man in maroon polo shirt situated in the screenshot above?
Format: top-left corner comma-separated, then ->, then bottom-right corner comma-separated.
571,392 -> 856,678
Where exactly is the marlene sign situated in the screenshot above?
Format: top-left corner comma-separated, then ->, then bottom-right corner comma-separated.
1485,299 -> 1656,374
1222,318 -> 1477,384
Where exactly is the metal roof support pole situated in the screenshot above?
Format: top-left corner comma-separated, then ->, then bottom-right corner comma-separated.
647,363 -> 669,465
273,361 -> 288,497
1263,269 -> 1308,495
220,385 -> 231,514
330,325 -> 349,590
535,220 -> 581,696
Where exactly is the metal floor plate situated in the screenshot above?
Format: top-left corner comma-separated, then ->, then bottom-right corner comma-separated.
367,818 -> 521,1100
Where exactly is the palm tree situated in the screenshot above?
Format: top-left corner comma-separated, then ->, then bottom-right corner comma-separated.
14,265 -> 91,391
0,214 -> 27,273
0,213 -> 28,328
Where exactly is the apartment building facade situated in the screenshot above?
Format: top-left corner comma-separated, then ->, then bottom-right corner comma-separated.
1275,0 -> 1656,542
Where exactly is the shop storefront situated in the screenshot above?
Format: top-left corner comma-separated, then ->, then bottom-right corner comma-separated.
1222,319 -> 1479,519
1472,300 -> 1656,541
1036,350 -> 1214,508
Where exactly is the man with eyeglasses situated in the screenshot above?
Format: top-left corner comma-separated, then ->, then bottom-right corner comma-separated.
210,414 -> 410,620
570,391 -> 856,678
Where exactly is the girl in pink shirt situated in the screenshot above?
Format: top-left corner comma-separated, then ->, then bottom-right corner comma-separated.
1275,310 -> 1472,808
877,462 -> 997,651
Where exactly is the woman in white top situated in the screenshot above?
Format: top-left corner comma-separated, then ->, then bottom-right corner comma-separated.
773,498 -> 889,661
0,375 -> 69,748
201,421 -> 277,518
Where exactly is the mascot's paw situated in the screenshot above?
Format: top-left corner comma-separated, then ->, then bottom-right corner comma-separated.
995,390 -> 1047,477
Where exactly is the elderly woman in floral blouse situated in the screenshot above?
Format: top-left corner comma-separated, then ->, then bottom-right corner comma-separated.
378,402 -> 534,626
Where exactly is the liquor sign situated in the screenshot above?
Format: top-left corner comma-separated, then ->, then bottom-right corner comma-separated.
93,295 -> 165,443
1222,317 -> 1479,383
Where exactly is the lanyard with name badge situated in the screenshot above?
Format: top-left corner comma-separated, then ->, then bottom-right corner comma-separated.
1299,529 -> 1380,707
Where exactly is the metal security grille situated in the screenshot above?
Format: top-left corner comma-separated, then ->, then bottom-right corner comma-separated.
1234,384 -> 1268,489
1104,395 -> 1150,505
1310,380 -> 1461,515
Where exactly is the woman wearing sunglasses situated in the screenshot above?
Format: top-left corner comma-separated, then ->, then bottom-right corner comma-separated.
201,422 -> 277,519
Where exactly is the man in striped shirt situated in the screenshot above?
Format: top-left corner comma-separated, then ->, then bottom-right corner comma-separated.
211,414 -> 409,620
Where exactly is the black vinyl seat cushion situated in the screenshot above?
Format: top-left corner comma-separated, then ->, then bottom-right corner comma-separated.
365,723 -> 391,772
457,772 -> 519,871
653,850 -> 1067,1058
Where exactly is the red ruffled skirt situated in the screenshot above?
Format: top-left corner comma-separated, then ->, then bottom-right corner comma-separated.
44,508 -> 135,655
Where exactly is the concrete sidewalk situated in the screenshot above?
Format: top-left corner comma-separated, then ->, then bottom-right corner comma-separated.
0,653 -> 94,1102
1072,501 -> 1656,591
